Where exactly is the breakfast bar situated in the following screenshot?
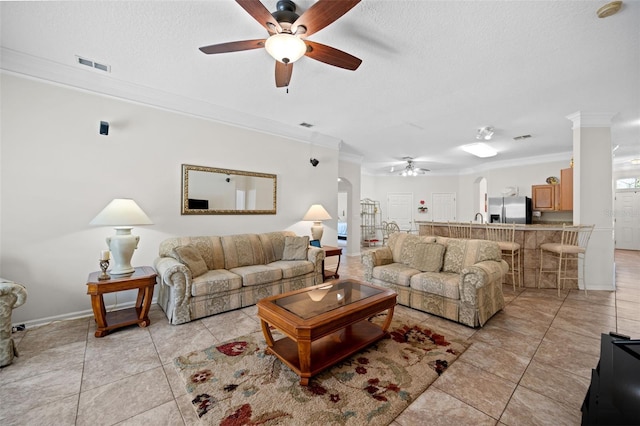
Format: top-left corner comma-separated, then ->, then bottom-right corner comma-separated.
416,221 -> 577,289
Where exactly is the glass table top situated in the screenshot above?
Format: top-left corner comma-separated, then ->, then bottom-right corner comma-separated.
273,280 -> 383,320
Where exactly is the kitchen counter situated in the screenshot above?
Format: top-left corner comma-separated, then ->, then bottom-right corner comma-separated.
415,221 -> 577,289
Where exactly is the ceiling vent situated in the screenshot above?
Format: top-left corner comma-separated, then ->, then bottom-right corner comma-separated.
76,55 -> 111,73
299,122 -> 314,128
513,134 -> 532,141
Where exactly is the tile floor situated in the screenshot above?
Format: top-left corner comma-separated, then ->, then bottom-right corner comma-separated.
1,249 -> 638,425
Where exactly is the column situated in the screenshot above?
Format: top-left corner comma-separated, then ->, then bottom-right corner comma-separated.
566,112 -> 616,291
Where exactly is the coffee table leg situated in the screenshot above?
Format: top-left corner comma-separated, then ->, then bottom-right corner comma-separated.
381,305 -> 395,332
297,339 -> 312,386
260,320 -> 275,347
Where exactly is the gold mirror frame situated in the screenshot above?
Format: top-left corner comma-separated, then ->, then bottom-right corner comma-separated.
181,164 -> 277,215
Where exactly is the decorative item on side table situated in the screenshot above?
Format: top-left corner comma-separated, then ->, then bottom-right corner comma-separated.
418,199 -> 428,213
90,198 -> 153,276
98,250 -> 110,280
302,204 -> 332,242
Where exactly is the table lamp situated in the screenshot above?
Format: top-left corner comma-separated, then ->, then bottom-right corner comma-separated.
90,198 -> 153,275
302,204 -> 332,242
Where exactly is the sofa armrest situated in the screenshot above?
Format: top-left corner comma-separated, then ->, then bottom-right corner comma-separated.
459,260 -> 507,301
307,247 -> 325,284
361,247 -> 393,281
153,256 -> 193,324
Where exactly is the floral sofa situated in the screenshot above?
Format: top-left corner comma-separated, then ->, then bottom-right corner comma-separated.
154,231 -> 324,325
362,233 -> 507,327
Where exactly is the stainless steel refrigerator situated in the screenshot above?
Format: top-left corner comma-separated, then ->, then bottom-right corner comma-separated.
488,196 -> 532,224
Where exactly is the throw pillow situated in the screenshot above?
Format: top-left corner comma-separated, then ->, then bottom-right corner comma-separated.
172,245 -> 208,278
410,243 -> 446,272
282,236 -> 310,260
374,247 -> 393,266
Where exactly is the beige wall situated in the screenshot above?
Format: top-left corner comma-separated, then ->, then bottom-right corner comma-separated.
1,74 -> 339,325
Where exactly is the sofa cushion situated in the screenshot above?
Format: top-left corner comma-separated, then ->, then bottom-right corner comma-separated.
269,260 -> 314,279
172,245 -> 208,278
373,247 -> 393,266
443,239 -> 502,274
191,270 -> 243,296
222,234 -> 266,269
372,263 -> 421,287
387,233 -> 438,265
259,231 -> 296,263
282,236 -> 309,260
160,236 -> 225,270
229,265 -> 283,286
410,272 -> 461,299
409,243 -> 446,272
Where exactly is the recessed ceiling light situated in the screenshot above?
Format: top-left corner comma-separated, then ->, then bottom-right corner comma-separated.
461,142 -> 497,158
630,158 -> 640,165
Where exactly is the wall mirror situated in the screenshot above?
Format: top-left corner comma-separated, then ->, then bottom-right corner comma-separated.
181,164 -> 277,215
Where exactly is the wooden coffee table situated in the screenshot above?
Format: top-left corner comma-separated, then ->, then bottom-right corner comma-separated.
257,279 -> 397,385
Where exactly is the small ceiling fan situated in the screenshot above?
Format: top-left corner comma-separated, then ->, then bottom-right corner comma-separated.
199,0 -> 363,88
389,158 -> 430,176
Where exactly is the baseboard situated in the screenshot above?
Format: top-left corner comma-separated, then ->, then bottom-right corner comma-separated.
12,296 -> 158,331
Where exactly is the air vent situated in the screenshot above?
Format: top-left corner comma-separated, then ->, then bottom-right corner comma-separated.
75,55 -> 111,73
299,122 -> 314,128
513,134 -> 532,141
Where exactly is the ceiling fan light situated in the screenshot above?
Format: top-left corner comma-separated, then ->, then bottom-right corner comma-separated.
476,126 -> 495,141
461,142 -> 497,158
265,33 -> 307,64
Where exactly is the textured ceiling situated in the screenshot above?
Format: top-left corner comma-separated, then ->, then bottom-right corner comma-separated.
2,0 -> 639,175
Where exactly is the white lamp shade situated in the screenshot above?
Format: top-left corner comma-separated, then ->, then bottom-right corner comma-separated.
302,204 -> 332,222
90,199 -> 153,226
303,204 -> 332,242
90,199 -> 152,275
265,33 -> 307,64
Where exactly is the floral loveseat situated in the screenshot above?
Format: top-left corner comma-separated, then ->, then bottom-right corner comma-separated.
154,231 -> 324,325
362,233 -> 507,327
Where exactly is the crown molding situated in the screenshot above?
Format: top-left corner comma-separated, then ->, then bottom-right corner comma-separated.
0,47 -> 341,150
566,111 -> 617,129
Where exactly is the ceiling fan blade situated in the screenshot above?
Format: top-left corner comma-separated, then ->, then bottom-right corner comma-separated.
292,0 -> 360,37
275,61 -> 293,87
236,0 -> 282,34
199,39 -> 266,54
304,40 -> 362,70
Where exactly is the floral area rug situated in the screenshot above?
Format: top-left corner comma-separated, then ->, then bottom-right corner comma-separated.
173,311 -> 468,425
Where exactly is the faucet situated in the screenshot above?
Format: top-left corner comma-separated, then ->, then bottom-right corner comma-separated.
474,212 -> 484,223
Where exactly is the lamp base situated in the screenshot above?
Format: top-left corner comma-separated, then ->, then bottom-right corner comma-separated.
310,222 -> 324,242
106,227 -> 139,275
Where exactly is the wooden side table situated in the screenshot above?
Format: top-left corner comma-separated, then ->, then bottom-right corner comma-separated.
86,266 -> 157,337
321,245 -> 342,281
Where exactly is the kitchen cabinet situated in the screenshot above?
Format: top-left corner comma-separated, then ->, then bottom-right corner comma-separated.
559,167 -> 573,211
532,184 -> 559,211
532,167 -> 574,211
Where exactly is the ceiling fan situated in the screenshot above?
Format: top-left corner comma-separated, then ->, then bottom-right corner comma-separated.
389,158 -> 430,176
199,0 -> 363,88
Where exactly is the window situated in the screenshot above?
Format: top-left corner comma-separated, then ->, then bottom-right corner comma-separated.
616,178 -> 640,189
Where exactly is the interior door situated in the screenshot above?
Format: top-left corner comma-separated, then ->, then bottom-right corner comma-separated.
387,193 -> 413,230
615,191 -> 640,250
432,193 -> 456,221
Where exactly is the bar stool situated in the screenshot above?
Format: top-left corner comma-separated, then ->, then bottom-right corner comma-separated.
485,223 -> 520,291
448,221 -> 472,239
538,224 -> 595,296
